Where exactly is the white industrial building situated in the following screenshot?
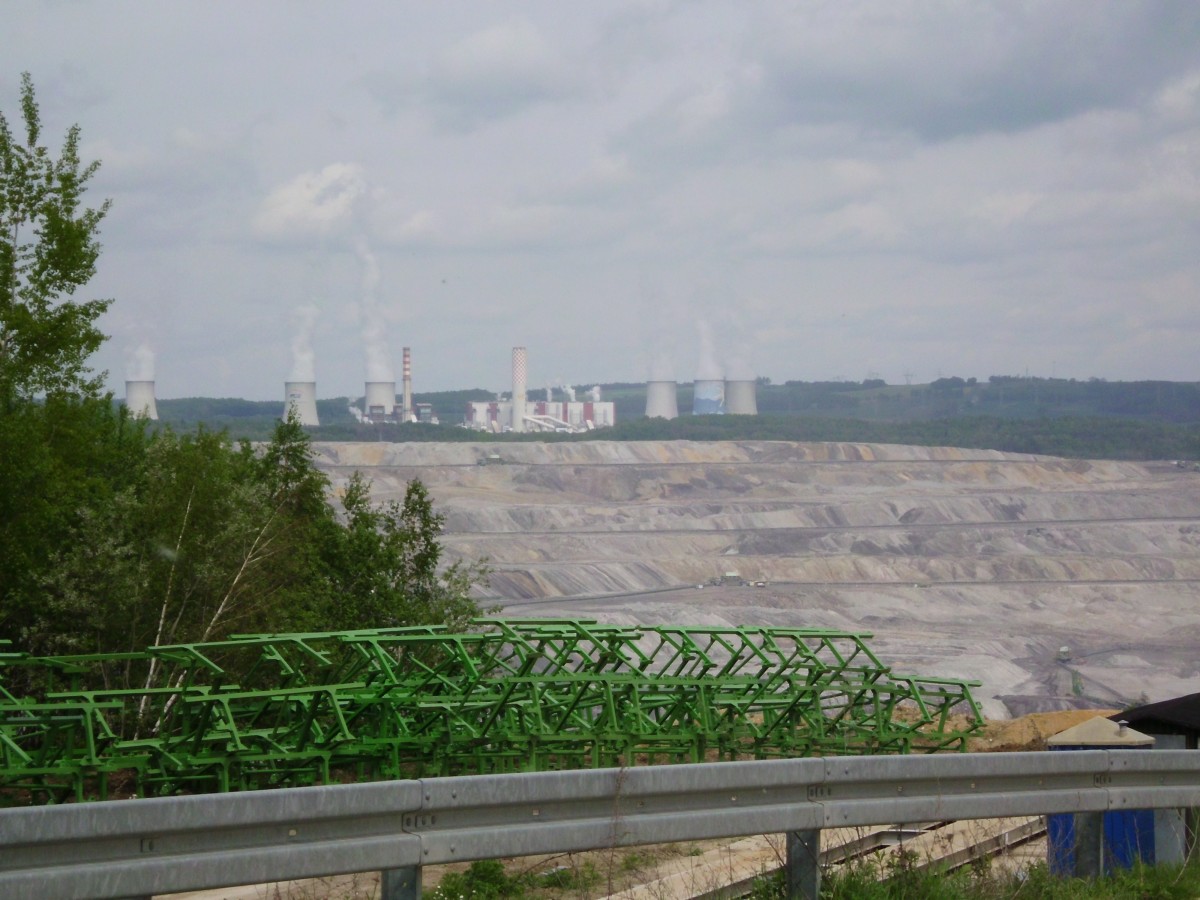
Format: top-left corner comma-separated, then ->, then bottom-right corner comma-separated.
464,397 -> 615,433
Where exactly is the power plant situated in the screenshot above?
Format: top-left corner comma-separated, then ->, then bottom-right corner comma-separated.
644,381 -> 679,419
464,347 -> 615,433
364,380 -> 396,421
124,380 -> 158,420
724,378 -> 757,415
130,325 -> 762,428
401,347 -> 414,423
510,346 -> 528,433
284,381 -> 319,426
693,378 -> 726,415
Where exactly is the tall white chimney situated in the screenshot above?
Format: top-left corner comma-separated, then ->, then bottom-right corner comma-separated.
124,380 -> 158,420
511,346 -> 527,432
724,379 -> 758,415
645,381 -> 679,419
402,347 -> 414,423
364,381 -> 396,421
284,381 -> 320,426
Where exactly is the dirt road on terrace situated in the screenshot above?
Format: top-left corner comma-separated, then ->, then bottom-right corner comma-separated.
313,440 -> 1200,718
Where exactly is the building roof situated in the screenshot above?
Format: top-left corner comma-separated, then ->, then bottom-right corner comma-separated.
1110,692 -> 1200,735
1047,716 -> 1153,747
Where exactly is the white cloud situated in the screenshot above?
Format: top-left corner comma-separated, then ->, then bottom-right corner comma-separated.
253,164 -> 366,242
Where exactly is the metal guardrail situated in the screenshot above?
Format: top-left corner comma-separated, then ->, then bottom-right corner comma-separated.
1,749 -> 1198,899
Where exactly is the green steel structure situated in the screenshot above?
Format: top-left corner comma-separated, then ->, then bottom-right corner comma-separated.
0,620 -> 982,801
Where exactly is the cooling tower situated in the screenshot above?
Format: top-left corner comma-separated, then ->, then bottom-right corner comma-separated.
724,379 -> 758,415
364,381 -> 396,419
284,381 -> 320,426
511,347 -> 527,433
644,381 -> 679,419
124,380 -> 158,420
401,347 -> 414,423
693,379 -> 726,415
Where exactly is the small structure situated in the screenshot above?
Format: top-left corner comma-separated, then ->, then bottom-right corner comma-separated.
1112,692 -> 1200,750
1110,693 -> 1200,863
1046,717 -> 1154,877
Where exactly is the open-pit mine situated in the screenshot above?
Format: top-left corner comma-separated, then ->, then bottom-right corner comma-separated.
312,441 -> 1200,719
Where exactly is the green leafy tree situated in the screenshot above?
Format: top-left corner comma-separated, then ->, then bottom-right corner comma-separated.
325,472 -> 489,631
1,72 -> 111,400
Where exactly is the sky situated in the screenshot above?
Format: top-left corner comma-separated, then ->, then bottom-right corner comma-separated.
4,2 -> 1199,400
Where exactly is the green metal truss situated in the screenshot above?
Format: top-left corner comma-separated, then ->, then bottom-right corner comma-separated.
0,621 -> 982,801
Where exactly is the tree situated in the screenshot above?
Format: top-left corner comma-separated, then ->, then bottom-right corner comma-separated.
325,473 -> 489,632
1,72 -> 111,401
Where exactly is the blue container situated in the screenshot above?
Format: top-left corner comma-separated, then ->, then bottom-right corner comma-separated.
1046,718 -> 1155,876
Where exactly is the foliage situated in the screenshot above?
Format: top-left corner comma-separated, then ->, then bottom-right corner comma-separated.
743,856 -> 1200,899
3,411 -> 490,694
1,73 -> 111,400
0,76 -> 489,700
428,860 -> 526,900
324,472 -> 490,632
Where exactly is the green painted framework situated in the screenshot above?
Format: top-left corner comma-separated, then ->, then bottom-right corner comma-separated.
0,620 -> 981,801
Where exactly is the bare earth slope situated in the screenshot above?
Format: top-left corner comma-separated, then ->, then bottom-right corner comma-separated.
312,441 -> 1200,718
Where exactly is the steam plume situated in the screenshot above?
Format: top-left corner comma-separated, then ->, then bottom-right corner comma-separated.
289,305 -> 318,382
355,236 -> 393,382
695,320 -> 723,381
125,343 -> 155,381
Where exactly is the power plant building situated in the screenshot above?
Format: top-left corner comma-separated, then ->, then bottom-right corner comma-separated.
724,379 -> 758,415
693,379 -> 726,415
644,381 -> 679,419
284,381 -> 320,426
364,381 -> 397,421
464,398 -> 614,433
124,380 -> 158,420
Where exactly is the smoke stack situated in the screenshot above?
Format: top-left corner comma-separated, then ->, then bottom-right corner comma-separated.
284,381 -> 320,426
724,379 -> 758,415
645,381 -> 679,419
693,379 -> 725,415
124,380 -> 158,420
511,347 -> 527,432
364,381 -> 396,421
402,347 -> 414,422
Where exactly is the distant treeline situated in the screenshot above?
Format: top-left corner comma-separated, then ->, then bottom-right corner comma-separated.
140,378 -> 1200,460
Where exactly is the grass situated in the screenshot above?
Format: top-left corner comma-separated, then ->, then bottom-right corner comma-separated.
745,850 -> 1200,899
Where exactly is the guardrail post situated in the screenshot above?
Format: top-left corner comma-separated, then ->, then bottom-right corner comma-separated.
1073,812 -> 1103,879
381,865 -> 422,899
786,829 -> 821,900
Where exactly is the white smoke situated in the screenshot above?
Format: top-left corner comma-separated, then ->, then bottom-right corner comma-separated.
355,236 -> 393,382
253,163 -> 366,240
289,304 -> 318,382
725,353 -> 755,382
648,349 -> 675,382
125,343 -> 155,381
695,320 -> 723,381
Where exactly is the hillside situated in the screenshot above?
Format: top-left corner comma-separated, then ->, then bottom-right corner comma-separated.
311,440 -> 1200,720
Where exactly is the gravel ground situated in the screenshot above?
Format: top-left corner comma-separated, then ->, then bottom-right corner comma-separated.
314,440 -> 1200,719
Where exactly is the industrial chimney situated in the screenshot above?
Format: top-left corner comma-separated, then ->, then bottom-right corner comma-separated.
284,381 -> 320,426
724,379 -> 758,415
364,381 -> 396,421
645,381 -> 679,419
401,347 -> 414,423
124,380 -> 158,420
511,346 -> 527,432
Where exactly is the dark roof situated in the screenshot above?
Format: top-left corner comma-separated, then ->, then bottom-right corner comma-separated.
1111,693 -> 1200,735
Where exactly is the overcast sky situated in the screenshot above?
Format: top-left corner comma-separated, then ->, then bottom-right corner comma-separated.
5,2 -> 1199,400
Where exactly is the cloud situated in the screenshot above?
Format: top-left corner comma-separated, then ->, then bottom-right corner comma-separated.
253,163 -> 366,242
753,2 -> 1200,141
366,21 -> 583,133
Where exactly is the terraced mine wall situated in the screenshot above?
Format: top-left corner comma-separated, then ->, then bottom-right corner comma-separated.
312,441 -> 1200,719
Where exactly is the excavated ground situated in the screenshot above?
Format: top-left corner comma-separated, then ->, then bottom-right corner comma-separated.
312,440 -> 1200,719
